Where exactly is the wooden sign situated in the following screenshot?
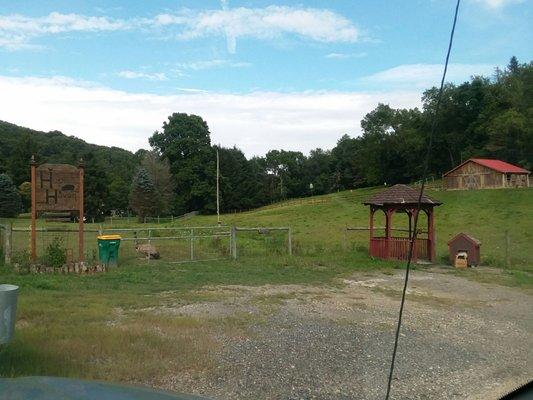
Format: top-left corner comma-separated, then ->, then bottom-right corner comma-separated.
35,164 -> 79,212
30,157 -> 85,263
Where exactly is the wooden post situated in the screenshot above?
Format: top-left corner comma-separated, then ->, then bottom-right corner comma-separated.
368,207 -> 375,257
385,208 -> 393,259
231,226 -> 237,259
412,209 -> 419,262
30,156 -> 37,262
288,227 -> 292,256
4,223 -> 12,265
428,209 -> 435,262
78,159 -> 85,263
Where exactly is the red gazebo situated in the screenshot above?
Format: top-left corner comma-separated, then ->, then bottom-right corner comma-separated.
363,184 -> 442,262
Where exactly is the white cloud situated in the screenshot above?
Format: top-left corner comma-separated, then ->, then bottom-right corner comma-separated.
0,7 -> 361,52
176,59 -> 251,70
471,0 -> 523,9
325,52 -> 367,59
155,6 -> 360,53
117,70 -> 168,81
0,12 -> 129,49
0,75 -> 421,156
361,63 -> 496,89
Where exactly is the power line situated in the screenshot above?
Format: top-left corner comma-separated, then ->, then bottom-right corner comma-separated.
384,1 -> 461,399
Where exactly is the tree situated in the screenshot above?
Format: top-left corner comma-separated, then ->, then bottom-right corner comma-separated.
82,153 -> 110,221
0,174 -> 21,217
129,168 -> 158,221
18,181 -> 31,213
141,150 -> 174,215
8,134 -> 39,186
149,113 -> 215,214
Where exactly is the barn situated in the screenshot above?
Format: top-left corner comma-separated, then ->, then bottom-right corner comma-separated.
443,158 -> 530,190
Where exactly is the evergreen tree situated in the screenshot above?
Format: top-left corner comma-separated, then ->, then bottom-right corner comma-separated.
129,167 -> 157,221
0,174 -> 21,217
141,151 -> 174,216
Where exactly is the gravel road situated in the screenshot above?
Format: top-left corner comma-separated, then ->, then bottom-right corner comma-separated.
159,268 -> 532,400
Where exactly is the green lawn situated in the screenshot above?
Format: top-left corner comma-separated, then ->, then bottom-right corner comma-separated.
0,185 -> 531,383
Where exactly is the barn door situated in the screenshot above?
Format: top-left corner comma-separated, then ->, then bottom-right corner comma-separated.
463,174 -> 480,189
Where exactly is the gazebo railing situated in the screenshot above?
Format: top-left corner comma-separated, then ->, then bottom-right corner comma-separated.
370,237 -> 429,261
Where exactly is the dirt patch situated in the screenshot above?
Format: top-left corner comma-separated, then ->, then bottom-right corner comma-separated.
144,269 -> 533,400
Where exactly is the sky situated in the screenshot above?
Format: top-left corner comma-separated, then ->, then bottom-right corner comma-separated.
0,0 -> 531,156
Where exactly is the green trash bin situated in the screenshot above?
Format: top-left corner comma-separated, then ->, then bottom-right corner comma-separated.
97,235 -> 122,268
0,284 -> 18,344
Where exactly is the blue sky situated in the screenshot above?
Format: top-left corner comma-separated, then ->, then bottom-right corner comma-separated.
0,0 -> 530,155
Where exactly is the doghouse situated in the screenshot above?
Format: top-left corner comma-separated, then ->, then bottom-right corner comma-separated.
448,233 -> 481,267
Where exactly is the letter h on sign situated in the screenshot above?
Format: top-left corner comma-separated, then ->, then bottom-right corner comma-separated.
40,170 -> 58,205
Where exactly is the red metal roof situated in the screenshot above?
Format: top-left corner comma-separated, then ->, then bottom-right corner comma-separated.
470,159 -> 530,174
444,158 -> 530,176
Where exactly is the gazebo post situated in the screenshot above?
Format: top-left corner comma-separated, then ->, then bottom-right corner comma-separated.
385,207 -> 393,259
368,207 -> 375,257
412,209 -> 419,262
428,208 -> 435,262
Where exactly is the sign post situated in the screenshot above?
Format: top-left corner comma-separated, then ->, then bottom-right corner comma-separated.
78,158 -> 84,262
30,156 -> 37,262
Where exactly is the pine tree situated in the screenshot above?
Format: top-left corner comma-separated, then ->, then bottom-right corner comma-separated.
129,168 -> 158,221
0,174 -> 22,217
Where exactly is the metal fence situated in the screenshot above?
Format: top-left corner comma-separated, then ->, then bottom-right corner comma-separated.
230,227 -> 292,259
2,224 -> 293,266
101,225 -> 232,264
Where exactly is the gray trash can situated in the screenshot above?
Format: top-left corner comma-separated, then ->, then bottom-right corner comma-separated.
0,284 -> 19,344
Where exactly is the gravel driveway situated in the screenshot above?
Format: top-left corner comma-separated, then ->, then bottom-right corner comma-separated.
159,268 -> 532,400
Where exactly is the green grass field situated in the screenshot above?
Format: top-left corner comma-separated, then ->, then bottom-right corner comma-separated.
0,185 -> 531,384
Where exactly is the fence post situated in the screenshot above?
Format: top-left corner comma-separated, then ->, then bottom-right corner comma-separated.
231,226 -> 237,259
288,227 -> 292,256
4,223 -> 12,265
157,216 -> 160,224
190,228 -> 194,260
148,228 -> 152,264
98,224 -> 103,236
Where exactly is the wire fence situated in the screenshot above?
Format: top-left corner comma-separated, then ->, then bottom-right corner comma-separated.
102,211 -> 199,226
2,224 -> 293,267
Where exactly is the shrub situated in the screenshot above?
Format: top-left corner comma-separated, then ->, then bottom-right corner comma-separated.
42,237 -> 67,269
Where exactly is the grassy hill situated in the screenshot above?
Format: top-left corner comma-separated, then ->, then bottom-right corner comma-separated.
2,185 -> 532,272
184,186 -> 533,270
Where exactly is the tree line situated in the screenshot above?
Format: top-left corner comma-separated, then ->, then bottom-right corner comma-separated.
0,57 -> 531,219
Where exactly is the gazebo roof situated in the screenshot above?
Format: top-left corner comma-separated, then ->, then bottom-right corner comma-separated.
363,184 -> 442,206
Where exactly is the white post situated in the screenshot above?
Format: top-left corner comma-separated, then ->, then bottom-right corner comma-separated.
216,149 -> 221,226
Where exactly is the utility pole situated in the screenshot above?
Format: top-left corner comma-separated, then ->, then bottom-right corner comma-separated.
216,149 -> 221,225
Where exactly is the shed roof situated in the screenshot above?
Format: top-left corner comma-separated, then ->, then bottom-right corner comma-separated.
444,158 -> 530,176
363,184 -> 442,206
447,232 -> 481,246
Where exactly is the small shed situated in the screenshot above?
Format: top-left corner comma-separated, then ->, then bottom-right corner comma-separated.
447,233 -> 481,267
443,158 -> 530,190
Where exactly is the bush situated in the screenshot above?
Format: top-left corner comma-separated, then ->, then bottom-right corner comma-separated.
42,237 -> 67,269
11,250 -> 31,273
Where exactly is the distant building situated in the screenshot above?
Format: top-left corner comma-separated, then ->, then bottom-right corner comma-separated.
443,158 -> 530,190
